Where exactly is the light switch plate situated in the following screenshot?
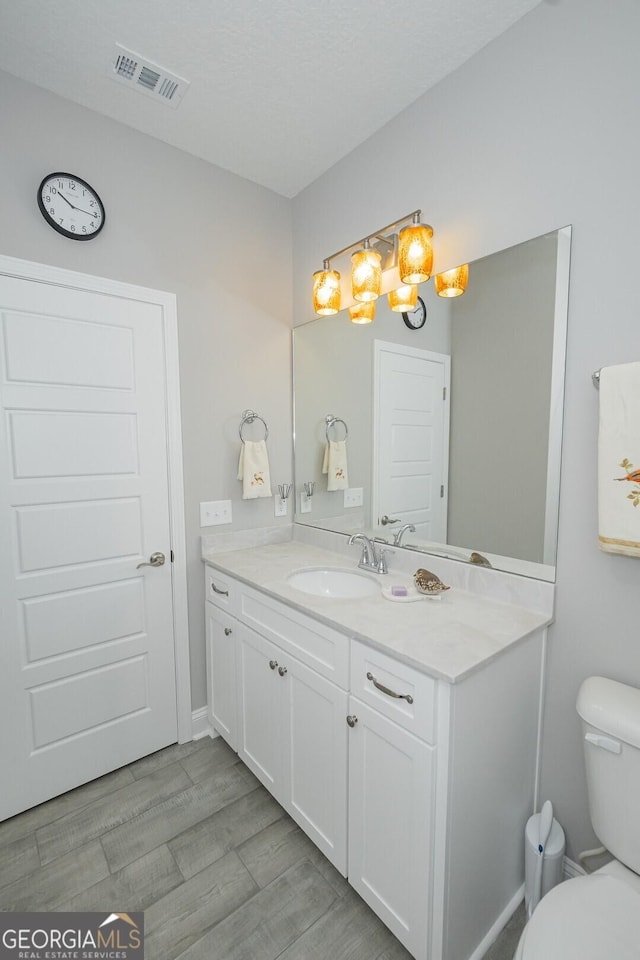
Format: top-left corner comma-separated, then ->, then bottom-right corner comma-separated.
344,487 -> 363,508
200,499 -> 232,526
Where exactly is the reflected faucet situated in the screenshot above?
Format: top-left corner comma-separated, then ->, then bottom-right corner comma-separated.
392,523 -> 416,546
348,533 -> 392,574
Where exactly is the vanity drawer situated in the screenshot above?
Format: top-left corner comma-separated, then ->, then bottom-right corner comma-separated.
205,565 -> 239,616
351,640 -> 436,743
239,584 -> 349,689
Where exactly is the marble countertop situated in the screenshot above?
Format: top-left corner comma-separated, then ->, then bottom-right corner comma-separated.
203,541 -> 550,683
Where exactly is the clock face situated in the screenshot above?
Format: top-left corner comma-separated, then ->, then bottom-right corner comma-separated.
402,296 -> 427,330
37,173 -> 105,240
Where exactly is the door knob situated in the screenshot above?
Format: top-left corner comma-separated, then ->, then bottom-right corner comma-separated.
346,715 -> 358,727
136,551 -> 166,569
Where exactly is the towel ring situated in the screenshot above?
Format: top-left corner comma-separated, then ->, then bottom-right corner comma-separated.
325,415 -> 348,442
239,409 -> 269,442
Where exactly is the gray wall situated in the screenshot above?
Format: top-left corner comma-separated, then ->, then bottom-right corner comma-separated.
0,70 -> 293,711
448,234 -> 557,561
292,0 -> 640,859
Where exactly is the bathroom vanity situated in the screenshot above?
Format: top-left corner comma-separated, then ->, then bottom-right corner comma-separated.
203,539 -> 550,960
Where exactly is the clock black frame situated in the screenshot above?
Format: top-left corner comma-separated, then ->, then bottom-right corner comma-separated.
401,296 -> 427,330
37,172 -> 106,241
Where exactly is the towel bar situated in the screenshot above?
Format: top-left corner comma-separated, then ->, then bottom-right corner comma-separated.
239,409 -> 269,442
325,415 -> 348,441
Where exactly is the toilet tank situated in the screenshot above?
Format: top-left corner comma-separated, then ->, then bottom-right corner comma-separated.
577,676 -> 640,874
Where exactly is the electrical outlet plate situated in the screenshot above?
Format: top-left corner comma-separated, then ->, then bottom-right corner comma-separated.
300,493 -> 312,514
344,487 -> 364,508
200,499 -> 232,526
274,496 -> 287,518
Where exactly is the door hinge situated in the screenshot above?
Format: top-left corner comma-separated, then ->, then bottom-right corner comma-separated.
440,485 -> 444,498
443,386 -> 447,401
170,549 -> 174,562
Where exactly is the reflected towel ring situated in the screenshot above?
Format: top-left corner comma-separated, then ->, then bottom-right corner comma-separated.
325,415 -> 348,442
239,409 -> 269,443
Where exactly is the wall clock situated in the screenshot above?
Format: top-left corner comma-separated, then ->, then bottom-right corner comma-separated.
37,172 -> 105,240
402,296 -> 427,330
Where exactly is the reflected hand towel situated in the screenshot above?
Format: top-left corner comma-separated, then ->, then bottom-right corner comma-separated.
598,361 -> 640,556
322,440 -> 349,491
238,440 -> 272,499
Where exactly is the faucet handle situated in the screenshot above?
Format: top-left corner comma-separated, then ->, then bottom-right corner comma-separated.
376,547 -> 394,575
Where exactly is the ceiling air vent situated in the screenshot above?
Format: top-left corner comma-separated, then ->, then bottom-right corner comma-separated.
108,44 -> 190,109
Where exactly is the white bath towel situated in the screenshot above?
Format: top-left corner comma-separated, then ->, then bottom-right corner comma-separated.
598,361 -> 640,556
237,440 -> 272,499
322,440 -> 349,491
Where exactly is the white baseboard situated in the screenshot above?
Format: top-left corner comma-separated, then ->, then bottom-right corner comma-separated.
191,706 -> 216,740
468,884 -> 525,960
563,855 -> 585,880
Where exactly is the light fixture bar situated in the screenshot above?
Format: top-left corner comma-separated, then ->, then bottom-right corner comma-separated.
322,209 -> 425,266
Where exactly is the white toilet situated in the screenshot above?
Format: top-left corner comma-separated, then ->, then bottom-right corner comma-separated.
514,676 -> 640,959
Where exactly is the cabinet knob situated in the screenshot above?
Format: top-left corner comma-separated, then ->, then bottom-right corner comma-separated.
269,659 -> 278,670
224,627 -> 232,636
278,665 -> 288,677
346,714 -> 358,727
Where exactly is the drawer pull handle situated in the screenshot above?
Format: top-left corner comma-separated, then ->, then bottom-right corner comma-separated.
211,582 -> 229,597
278,666 -> 288,677
224,627 -> 232,636
269,660 -> 278,670
346,714 -> 358,727
366,671 -> 414,704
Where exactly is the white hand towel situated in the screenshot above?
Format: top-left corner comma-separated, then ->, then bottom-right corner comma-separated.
322,440 -> 349,491
598,361 -> 640,556
237,440 -> 272,499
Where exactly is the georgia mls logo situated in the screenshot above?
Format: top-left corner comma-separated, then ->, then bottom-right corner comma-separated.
0,912 -> 144,959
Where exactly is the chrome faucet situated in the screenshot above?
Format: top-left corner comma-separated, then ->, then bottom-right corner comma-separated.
348,533 -> 393,574
392,523 -> 416,546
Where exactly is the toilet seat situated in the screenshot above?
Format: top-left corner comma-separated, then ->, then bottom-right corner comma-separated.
516,869 -> 640,959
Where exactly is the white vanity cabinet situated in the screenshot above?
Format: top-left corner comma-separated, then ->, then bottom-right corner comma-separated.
204,560 -> 546,960
347,641 -> 437,959
205,566 -> 349,874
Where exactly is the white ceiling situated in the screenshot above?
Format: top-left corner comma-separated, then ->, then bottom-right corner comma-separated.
0,0 -> 543,198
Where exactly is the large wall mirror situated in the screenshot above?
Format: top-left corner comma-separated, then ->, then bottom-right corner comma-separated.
293,226 -> 571,582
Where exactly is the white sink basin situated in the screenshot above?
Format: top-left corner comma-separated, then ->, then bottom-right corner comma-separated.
286,567 -> 380,599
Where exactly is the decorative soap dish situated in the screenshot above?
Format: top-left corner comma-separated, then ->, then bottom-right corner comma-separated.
381,585 -> 442,603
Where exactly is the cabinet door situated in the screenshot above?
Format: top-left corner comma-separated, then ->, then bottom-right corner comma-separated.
348,696 -> 434,959
236,624 -> 284,803
205,603 -> 238,750
282,657 -> 348,875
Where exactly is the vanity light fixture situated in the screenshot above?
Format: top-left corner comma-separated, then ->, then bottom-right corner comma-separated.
312,209 -> 463,319
351,239 -> 382,302
349,301 -> 376,324
387,283 -> 418,313
398,212 -> 434,284
434,263 -> 469,298
312,260 -> 341,316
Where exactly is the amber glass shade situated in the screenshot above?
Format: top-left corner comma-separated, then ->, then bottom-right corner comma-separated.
387,284 -> 418,313
434,264 -> 469,298
398,223 -> 434,284
349,301 -> 376,324
312,268 -> 341,315
351,248 -> 382,302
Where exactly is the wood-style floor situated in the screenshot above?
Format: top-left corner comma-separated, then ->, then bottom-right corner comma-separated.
0,735 -> 522,959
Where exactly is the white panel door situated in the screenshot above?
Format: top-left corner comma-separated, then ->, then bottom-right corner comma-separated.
373,342 -> 450,542
283,657 -> 348,875
347,697 -> 434,959
0,273 -> 178,820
